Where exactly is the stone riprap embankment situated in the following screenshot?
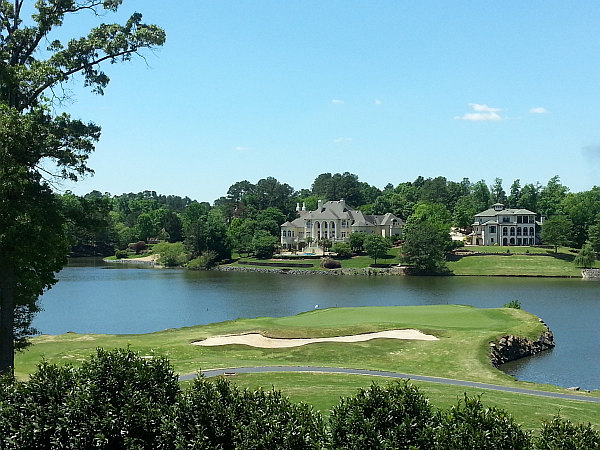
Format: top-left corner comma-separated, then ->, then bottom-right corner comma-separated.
582,268 -> 600,280
217,265 -> 407,276
489,324 -> 555,368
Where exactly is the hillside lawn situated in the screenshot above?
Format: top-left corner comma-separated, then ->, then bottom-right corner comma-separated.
14,305 -> 599,431
448,246 -> 599,277
230,245 -> 598,277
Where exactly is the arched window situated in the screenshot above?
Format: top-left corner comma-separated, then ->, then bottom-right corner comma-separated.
503,228 -> 508,236
517,228 -> 522,236
530,226 -> 534,235
523,228 -> 528,236
510,227 -> 515,236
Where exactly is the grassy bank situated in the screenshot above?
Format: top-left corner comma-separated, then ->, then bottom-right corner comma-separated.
230,245 -> 596,277
448,246 -> 598,277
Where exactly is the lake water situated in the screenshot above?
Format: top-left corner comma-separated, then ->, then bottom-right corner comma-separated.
33,258 -> 600,390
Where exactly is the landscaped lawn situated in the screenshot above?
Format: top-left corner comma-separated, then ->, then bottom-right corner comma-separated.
231,247 -> 401,270
447,251 -> 596,277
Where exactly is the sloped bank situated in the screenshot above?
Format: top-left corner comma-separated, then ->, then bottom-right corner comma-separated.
489,324 -> 555,368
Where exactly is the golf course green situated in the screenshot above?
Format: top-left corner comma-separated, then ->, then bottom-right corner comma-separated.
15,305 -> 600,431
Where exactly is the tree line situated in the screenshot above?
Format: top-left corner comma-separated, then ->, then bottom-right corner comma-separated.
1,348 -> 597,449
62,173 -> 600,264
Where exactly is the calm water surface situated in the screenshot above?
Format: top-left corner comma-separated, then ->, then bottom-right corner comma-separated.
34,258 -> 600,390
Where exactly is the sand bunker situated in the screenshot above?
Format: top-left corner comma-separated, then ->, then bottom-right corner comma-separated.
192,329 -> 438,349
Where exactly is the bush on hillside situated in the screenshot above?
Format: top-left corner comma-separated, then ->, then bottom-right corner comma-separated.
330,242 -> 352,257
432,394 -> 531,450
129,240 -> 148,254
163,377 -> 325,449
320,257 -> 341,269
187,250 -> 218,270
535,414 -> 599,449
329,381 -> 435,449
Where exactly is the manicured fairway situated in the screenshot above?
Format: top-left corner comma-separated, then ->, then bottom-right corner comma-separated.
15,305 -> 575,393
225,372 -> 600,432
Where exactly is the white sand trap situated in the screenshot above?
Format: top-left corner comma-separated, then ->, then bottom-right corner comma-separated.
192,329 -> 438,349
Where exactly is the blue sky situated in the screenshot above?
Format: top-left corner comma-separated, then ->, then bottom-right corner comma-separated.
50,1 -> 600,201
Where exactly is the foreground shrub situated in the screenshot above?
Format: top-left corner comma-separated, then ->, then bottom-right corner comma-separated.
0,348 -> 179,449
162,377 -> 325,449
432,394 -> 531,450
328,381 -> 435,449
535,414 -> 599,449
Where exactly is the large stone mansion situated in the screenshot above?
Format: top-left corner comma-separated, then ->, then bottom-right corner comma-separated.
280,199 -> 404,250
469,203 -> 542,246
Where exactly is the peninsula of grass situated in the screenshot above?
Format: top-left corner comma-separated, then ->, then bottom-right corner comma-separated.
15,305 -> 599,431
15,305 -> 589,392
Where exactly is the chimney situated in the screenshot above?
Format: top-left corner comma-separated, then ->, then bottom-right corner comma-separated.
302,202 -> 306,211
318,199 -> 323,210
296,202 -> 300,212
339,199 -> 346,209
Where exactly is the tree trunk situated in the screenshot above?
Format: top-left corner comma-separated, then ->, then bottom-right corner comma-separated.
0,261 -> 15,374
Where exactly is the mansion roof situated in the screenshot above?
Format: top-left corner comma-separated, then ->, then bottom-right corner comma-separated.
282,200 -> 403,228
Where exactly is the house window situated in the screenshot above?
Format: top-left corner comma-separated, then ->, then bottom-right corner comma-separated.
517,238 -> 522,245
489,226 -> 496,233
530,226 -> 534,235
490,238 -> 494,243
341,220 -> 348,228
523,228 -> 528,236
510,227 -> 515,236
517,228 -> 522,236
341,232 -> 346,238
502,228 -> 508,236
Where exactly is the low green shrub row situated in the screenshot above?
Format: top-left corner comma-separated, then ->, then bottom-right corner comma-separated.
1,349 -> 597,449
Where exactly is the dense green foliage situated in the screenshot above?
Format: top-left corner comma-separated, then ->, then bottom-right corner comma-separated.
0,0 -> 165,373
329,381 -> 435,449
2,350 -> 597,449
363,234 -> 392,265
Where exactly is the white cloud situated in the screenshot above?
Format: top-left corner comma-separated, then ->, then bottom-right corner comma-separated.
235,146 -> 249,152
374,99 -> 382,106
468,103 -> 501,112
333,137 -> 353,144
331,99 -> 345,104
455,103 -> 504,121
529,107 -> 548,114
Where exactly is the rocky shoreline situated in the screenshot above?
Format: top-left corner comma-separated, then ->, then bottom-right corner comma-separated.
217,265 -> 407,276
582,268 -> 600,279
489,323 -> 555,368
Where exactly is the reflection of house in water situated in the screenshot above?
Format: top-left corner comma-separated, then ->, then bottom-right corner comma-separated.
280,199 -> 404,250
470,203 -> 543,246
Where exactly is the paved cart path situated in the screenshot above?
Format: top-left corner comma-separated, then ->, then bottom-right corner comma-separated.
179,366 -> 600,404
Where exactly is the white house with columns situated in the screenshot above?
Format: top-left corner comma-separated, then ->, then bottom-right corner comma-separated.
470,203 -> 542,246
280,199 -> 404,250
